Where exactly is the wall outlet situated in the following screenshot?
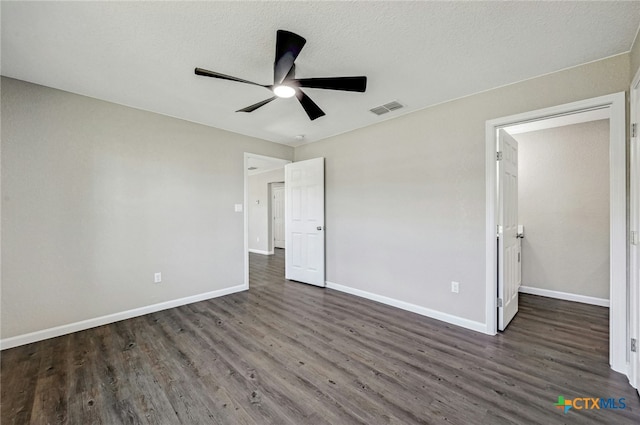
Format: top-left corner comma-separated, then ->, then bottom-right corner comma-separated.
154,272 -> 162,284
257,237 -> 260,243
451,281 -> 459,293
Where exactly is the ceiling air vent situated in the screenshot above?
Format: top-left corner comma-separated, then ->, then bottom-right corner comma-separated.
369,101 -> 404,116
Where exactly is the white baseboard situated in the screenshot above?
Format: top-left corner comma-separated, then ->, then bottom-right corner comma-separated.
0,284 -> 248,351
248,249 -> 274,255
519,285 -> 609,307
325,281 -> 486,333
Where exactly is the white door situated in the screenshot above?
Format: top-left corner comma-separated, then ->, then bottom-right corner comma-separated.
498,129 -> 520,331
632,129 -> 640,393
285,158 -> 325,287
631,79 -> 640,392
272,184 -> 285,249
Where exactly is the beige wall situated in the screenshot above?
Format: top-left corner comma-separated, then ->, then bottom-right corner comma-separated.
514,120 -> 609,299
631,27 -> 640,81
248,168 -> 285,253
1,52 -> 633,339
295,54 -> 629,324
1,77 -> 293,339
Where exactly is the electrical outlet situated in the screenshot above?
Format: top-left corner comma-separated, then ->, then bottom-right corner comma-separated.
451,281 -> 459,293
154,272 -> 162,284
257,237 -> 260,243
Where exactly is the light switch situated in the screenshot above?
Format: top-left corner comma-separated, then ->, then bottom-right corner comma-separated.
234,204 -> 243,212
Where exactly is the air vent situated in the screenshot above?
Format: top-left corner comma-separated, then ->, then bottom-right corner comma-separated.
369,100 -> 404,116
370,106 -> 389,116
384,101 -> 403,111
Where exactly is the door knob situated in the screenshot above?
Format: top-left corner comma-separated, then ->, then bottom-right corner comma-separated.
317,226 -> 323,231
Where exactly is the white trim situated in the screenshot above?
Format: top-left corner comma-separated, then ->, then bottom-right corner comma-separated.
519,286 -> 609,307
269,182 -> 286,251
326,281 -> 486,333
629,68 -> 640,390
485,92 -> 627,374
244,153 -> 249,288
485,115 -> 498,336
0,284 -> 247,351
248,249 -> 274,255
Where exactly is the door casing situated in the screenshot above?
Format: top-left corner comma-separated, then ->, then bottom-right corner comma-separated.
629,70 -> 640,391
271,183 -> 285,249
485,92 -> 627,375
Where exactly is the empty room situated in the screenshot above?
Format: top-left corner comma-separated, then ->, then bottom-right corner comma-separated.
2,2 -> 640,424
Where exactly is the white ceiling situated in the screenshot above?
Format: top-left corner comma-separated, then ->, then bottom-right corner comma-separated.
2,1 -> 640,147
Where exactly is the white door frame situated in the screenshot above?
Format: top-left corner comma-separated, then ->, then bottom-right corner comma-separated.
243,152 -> 291,288
485,92 -> 627,375
270,182 -> 285,249
630,69 -> 640,390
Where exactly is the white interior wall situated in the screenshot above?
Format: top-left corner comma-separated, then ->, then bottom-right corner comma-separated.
248,168 -> 285,254
0,53 -> 633,344
1,77 -> 293,341
295,54 -> 630,327
514,120 -> 610,300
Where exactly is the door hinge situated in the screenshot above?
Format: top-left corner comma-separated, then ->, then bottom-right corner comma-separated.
632,338 -> 637,353
631,230 -> 638,246
497,298 -> 503,308
496,151 -> 503,161
632,123 -> 637,138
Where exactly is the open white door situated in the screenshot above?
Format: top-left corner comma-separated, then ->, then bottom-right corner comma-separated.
285,158 -> 325,287
498,129 -> 520,331
632,125 -> 640,393
631,75 -> 640,392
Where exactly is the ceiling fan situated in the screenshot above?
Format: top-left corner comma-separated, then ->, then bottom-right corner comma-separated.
194,30 -> 367,120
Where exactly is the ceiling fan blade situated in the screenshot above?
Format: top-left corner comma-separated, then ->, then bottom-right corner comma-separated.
274,30 -> 306,85
195,68 -> 265,87
236,96 -> 277,113
296,90 -> 325,121
293,76 -> 367,92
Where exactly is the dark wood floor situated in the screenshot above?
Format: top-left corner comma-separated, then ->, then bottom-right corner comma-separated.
2,249 -> 638,424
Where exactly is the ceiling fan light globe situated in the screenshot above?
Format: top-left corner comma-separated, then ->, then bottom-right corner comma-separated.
273,85 -> 296,98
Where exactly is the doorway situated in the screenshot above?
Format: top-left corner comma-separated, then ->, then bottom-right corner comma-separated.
506,113 -> 611,305
496,115 -> 612,329
244,153 -> 291,288
244,154 -> 327,290
485,92 -> 628,375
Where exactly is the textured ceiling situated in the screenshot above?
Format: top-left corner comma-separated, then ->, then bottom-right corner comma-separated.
2,1 -> 640,146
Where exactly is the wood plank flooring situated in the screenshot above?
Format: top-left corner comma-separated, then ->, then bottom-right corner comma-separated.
2,248 -> 639,424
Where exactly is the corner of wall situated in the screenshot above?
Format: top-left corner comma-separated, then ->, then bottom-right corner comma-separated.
630,24 -> 640,82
